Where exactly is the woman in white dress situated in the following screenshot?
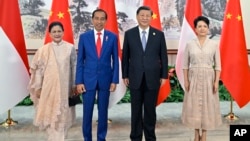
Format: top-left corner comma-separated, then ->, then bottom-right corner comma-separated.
181,16 -> 222,141
28,21 -> 77,141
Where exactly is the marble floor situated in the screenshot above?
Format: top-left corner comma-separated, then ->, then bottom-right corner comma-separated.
1,101 -> 250,141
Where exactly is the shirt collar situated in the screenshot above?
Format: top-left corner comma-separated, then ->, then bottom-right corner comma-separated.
51,40 -> 63,46
138,26 -> 150,34
94,29 -> 104,35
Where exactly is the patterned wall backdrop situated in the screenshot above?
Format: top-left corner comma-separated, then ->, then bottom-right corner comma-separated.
18,0 -> 250,50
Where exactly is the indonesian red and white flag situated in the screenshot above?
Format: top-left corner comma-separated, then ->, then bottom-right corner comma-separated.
143,0 -> 171,106
175,0 -> 202,90
0,0 -> 30,114
99,0 -> 127,108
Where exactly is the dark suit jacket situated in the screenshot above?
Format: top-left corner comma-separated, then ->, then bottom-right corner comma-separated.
75,30 -> 119,90
122,26 -> 168,89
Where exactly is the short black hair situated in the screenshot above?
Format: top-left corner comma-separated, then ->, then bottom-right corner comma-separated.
92,8 -> 108,20
194,16 -> 210,28
48,21 -> 64,32
136,6 -> 153,16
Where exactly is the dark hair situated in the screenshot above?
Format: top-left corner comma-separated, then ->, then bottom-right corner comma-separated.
136,6 -> 153,16
194,16 -> 210,28
48,21 -> 64,32
92,8 -> 108,20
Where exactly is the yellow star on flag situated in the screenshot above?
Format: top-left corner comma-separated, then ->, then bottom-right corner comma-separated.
236,15 -> 242,21
57,11 -> 64,19
226,13 -> 232,19
152,13 -> 157,19
49,11 -> 53,17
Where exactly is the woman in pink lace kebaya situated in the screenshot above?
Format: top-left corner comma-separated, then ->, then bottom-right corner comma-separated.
28,21 -> 77,141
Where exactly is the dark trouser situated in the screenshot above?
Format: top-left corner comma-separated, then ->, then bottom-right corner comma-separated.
130,74 -> 159,141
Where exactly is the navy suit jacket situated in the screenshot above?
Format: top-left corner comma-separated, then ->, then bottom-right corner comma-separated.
75,30 -> 119,90
122,26 -> 168,89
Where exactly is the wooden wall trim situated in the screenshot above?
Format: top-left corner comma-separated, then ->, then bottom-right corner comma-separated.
27,49 -> 250,55
27,49 -> 37,55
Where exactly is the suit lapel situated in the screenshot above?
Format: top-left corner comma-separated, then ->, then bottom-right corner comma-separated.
101,30 -> 108,57
133,27 -> 144,52
145,27 -> 156,52
135,26 -> 156,52
145,27 -> 154,51
88,30 -> 98,58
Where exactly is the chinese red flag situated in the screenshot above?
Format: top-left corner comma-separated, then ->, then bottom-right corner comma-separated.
99,0 -> 126,108
220,0 -> 250,108
176,0 -> 201,92
143,0 -> 171,106
143,0 -> 162,30
0,0 -> 30,114
44,0 -> 74,44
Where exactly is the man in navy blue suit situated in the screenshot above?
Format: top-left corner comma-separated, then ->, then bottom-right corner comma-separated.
122,6 -> 168,141
75,9 -> 119,141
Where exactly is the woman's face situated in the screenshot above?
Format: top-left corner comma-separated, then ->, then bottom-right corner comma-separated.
49,25 -> 64,43
195,21 -> 209,37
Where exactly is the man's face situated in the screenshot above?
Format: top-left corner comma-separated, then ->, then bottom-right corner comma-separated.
92,11 -> 107,32
136,9 -> 152,29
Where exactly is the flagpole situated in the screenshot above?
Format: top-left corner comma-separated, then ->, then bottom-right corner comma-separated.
224,96 -> 239,121
0,110 -> 18,127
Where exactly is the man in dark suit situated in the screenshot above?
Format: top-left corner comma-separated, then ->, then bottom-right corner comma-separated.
75,9 -> 119,141
122,6 -> 168,141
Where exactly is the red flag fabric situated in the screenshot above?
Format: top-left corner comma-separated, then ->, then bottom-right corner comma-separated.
143,0 -> 162,31
44,0 -> 74,44
99,0 -> 127,108
220,0 -> 250,108
143,0 -> 171,106
0,0 -> 30,114
175,0 -> 202,91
